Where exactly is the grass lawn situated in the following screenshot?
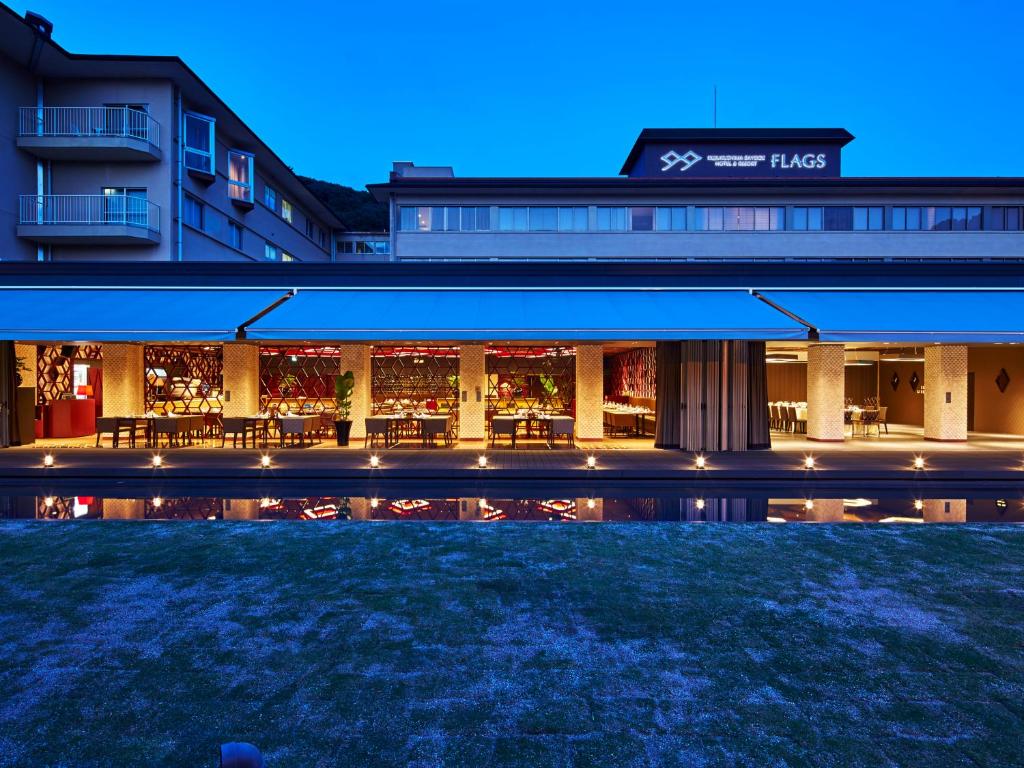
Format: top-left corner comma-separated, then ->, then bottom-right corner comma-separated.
0,523 -> 1022,767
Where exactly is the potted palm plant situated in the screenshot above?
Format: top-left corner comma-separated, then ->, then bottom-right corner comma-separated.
334,371 -> 355,446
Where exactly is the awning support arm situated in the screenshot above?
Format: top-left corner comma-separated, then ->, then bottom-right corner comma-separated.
236,289 -> 296,340
750,290 -> 819,341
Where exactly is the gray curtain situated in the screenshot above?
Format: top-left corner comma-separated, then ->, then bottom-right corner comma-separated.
654,341 -> 680,449
0,342 -> 18,448
746,341 -> 771,450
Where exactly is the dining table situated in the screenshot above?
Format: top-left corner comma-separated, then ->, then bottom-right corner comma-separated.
603,405 -> 654,437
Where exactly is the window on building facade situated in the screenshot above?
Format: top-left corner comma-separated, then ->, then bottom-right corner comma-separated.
227,150 -> 253,203
629,207 -> 655,231
183,193 -> 203,229
318,228 -> 326,248
529,207 -> 558,231
264,185 -> 277,210
305,218 -> 314,238
228,220 -> 243,250
892,206 -> 983,231
989,206 -> 1022,231
852,206 -> 884,231
596,207 -> 627,231
655,207 -> 686,231
498,207 -> 529,232
282,251 -> 295,262
281,199 -> 293,223
558,207 -> 588,231
183,112 -> 215,174
790,207 -> 823,230
693,207 -> 784,231
264,242 -> 279,261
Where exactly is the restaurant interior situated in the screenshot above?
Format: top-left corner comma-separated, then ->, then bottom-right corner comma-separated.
10,339 -> 1024,451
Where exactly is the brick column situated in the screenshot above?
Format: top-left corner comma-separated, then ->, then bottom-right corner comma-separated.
924,345 -> 968,441
222,343 -> 260,417
575,344 -> 603,442
337,345 -> 371,439
102,344 -> 145,415
806,343 -> 845,442
922,499 -> 967,523
458,344 -> 486,442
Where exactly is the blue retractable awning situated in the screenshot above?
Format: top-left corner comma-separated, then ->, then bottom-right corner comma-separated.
759,290 -> 1024,342
244,288 -> 808,341
0,289 -> 291,341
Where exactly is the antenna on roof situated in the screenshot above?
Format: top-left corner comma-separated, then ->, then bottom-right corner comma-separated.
713,85 -> 717,128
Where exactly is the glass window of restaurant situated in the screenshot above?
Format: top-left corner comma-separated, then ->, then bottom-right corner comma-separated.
485,346 -> 576,417
371,346 -> 460,422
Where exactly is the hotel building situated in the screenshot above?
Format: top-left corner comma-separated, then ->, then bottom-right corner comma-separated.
1,3 -> 1024,454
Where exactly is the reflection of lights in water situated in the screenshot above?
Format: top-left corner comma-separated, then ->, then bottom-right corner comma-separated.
842,498 -> 872,508
370,497 -> 379,509
695,498 -> 705,510
259,497 -> 274,508
586,498 -> 596,509
880,517 -> 923,524
804,499 -> 814,510
997,499 -> 1007,508
767,516 -> 786,523
914,499 -> 924,511
152,497 -> 163,508
43,496 -> 54,507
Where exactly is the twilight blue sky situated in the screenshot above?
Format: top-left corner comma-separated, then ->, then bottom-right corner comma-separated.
15,0 -> 1024,188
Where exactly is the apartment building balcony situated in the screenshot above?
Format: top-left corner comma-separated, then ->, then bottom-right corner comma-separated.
17,195 -> 161,245
17,106 -> 162,161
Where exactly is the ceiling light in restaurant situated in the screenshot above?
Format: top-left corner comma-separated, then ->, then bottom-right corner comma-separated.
765,353 -> 801,364
881,347 -> 925,363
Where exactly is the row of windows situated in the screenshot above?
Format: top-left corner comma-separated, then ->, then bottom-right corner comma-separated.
184,111 -> 327,251
398,205 -> 1024,233
337,239 -> 391,255
184,193 -> 245,251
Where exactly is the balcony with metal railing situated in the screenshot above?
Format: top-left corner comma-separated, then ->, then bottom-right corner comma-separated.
17,194 -> 161,245
16,106 -> 162,161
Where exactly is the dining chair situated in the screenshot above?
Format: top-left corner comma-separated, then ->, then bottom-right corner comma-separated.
95,417 -> 132,448
861,410 -> 880,437
491,416 -> 518,448
279,416 -> 309,447
877,406 -> 889,434
222,417 -> 256,448
549,416 -> 575,448
364,416 -> 391,448
849,410 -> 863,436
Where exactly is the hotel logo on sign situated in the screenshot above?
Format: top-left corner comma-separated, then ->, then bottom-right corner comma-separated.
660,149 -> 703,173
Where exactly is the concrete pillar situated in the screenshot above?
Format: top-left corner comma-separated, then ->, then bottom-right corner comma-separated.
103,498 -> 144,520
924,345 -> 968,441
806,498 -> 844,523
102,344 -> 145,415
224,499 -> 260,520
458,344 -> 486,442
222,343 -> 260,417
337,345 -> 371,439
922,499 -> 967,523
807,343 -> 845,442
575,344 -> 604,442
576,497 -> 604,521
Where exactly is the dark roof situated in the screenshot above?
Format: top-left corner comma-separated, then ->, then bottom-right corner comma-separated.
3,260 -> 1024,291
619,128 -> 856,175
0,2 -> 343,229
368,175 -> 1024,202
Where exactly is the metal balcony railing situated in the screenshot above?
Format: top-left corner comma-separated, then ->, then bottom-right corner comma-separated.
19,194 -> 161,233
18,106 -> 160,148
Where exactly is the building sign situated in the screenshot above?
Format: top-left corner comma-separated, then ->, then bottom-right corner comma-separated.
627,142 -> 842,179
